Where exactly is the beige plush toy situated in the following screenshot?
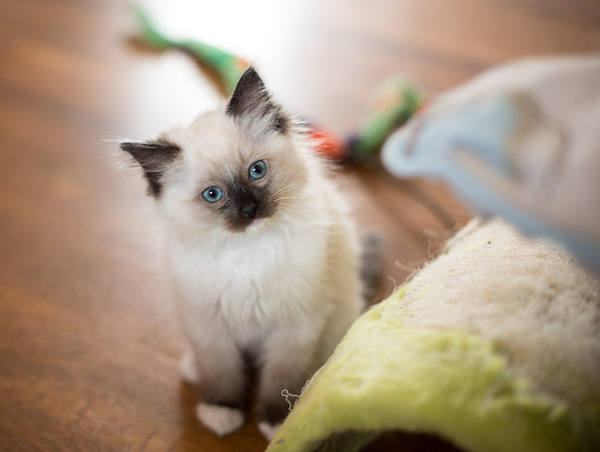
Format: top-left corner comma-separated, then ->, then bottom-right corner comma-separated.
267,218 -> 600,452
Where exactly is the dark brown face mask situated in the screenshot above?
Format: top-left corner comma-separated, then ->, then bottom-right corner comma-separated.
220,180 -> 275,232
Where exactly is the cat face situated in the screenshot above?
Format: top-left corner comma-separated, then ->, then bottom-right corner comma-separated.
121,68 -> 308,235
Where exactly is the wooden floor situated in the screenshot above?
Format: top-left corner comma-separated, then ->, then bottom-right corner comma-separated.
0,1 -> 598,450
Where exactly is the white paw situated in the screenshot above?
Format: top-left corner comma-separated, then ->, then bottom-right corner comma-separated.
258,421 -> 282,442
180,351 -> 201,384
196,403 -> 244,437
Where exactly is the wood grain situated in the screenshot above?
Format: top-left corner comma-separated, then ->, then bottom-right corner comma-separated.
0,1 -> 597,450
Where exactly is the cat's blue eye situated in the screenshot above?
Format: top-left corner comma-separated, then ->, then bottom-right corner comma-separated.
249,160 -> 267,180
202,186 -> 223,203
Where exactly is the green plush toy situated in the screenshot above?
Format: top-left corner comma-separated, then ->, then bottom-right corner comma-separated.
268,219 -> 600,452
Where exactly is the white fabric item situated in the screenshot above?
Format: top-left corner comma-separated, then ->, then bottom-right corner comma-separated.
382,55 -> 600,271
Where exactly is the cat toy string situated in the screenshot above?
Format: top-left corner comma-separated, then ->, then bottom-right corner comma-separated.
353,159 -> 456,230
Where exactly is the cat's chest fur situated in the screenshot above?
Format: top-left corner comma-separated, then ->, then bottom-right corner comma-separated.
165,223 -> 328,346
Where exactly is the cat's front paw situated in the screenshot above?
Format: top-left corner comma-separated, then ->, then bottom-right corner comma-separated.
196,403 -> 244,437
258,421 -> 282,442
180,350 -> 201,384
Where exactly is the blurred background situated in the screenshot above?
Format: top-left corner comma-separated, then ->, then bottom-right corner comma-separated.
0,0 -> 598,450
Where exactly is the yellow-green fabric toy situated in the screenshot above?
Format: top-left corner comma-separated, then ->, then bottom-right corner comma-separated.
268,219 -> 600,452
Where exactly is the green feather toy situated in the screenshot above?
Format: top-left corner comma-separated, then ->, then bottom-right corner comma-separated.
132,5 -> 248,95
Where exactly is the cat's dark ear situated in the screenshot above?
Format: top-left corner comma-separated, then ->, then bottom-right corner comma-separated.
120,138 -> 181,197
226,67 -> 289,134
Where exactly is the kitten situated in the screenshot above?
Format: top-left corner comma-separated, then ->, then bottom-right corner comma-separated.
120,67 -> 364,440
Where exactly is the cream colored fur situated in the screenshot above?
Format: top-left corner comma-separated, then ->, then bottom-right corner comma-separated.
258,421 -> 282,442
154,104 -> 362,437
196,403 -> 244,437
